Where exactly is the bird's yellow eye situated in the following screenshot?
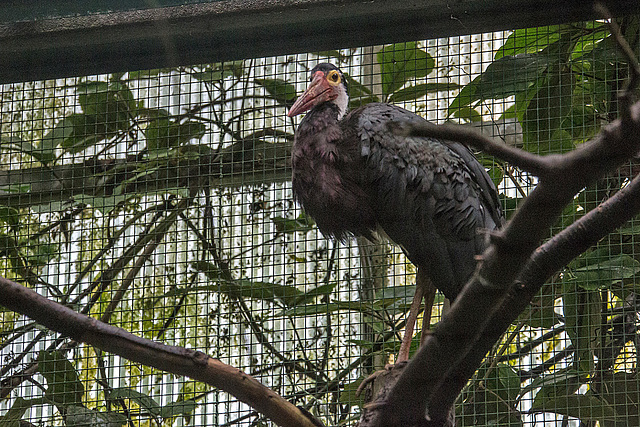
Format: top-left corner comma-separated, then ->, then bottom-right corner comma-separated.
327,70 -> 341,86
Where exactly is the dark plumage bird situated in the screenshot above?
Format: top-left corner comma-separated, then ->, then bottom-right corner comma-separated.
288,63 -> 503,358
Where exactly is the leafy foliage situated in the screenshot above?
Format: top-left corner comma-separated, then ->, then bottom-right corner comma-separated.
377,41 -> 435,98
1,18 -> 640,427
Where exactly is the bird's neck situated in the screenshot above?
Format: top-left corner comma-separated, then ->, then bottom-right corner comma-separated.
296,103 -> 343,146
300,102 -> 342,130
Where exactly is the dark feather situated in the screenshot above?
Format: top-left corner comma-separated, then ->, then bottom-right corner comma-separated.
292,97 -> 503,300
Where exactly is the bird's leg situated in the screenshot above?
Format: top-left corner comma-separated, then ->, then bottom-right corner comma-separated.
356,269 -> 433,399
419,272 -> 436,347
396,272 -> 426,362
356,283 -> 423,399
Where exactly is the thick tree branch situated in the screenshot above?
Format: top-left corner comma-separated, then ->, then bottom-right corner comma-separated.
424,122 -> 640,421
362,61 -> 640,427
0,276 -> 323,427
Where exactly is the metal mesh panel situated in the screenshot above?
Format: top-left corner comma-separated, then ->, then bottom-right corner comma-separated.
1,18 -> 639,427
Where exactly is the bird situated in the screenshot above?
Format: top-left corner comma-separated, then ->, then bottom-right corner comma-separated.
287,63 -> 504,361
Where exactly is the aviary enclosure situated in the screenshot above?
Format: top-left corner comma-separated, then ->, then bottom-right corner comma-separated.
1,1 -> 640,426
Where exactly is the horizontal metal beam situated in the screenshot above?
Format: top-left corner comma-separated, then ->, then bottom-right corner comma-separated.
0,0 -> 638,83
0,140 -> 292,209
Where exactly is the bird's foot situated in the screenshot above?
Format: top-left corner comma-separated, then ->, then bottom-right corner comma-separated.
356,361 -> 409,398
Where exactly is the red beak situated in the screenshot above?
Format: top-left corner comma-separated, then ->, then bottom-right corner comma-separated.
288,71 -> 336,117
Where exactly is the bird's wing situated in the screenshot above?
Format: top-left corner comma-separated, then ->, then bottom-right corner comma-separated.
441,136 -> 505,229
344,103 -> 502,298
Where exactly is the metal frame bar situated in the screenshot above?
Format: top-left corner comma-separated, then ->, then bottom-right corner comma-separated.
0,0 -> 638,83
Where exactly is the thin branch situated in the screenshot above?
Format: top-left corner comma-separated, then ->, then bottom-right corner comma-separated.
498,324 -> 566,362
65,202 -> 161,300
595,3 -> 640,100
389,121 -> 551,177
518,346 -> 575,381
180,210 -> 328,383
100,201 -> 185,323
0,275 -> 323,427
0,198 -> 190,400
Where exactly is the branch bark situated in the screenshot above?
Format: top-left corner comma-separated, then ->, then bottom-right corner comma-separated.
0,275 -> 323,427
361,58 -> 640,427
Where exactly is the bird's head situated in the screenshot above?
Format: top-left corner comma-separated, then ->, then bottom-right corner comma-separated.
288,63 -> 349,119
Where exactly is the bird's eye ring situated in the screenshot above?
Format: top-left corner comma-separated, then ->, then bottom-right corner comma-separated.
327,70 -> 341,85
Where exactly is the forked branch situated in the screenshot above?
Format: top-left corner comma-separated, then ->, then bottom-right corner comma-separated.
362,5 -> 640,425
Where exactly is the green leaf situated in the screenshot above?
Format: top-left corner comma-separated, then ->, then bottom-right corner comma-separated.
524,367 -> 584,404
499,103 -> 518,121
479,363 -> 521,403
77,81 -> 110,113
463,364 -> 523,426
521,67 -> 575,152
561,105 -> 600,144
452,107 -> 482,123
65,405 -> 127,426
530,393 -> 616,424
449,52 -> 552,120
571,27 -> 611,62
192,61 -> 243,82
177,121 -> 207,144
0,397 -> 35,426
495,26 -> 560,59
562,283 -> 600,373
377,42 -> 434,96
293,281 -> 338,305
447,80 -> 479,117
344,73 -> 379,105
284,301 -> 374,317
0,136 -> 53,164
387,83 -> 462,103
0,135 -> 25,146
476,54 -> 550,100
191,261 -> 304,306
375,285 -> 417,309
60,114 -> 106,154
564,253 -> 640,291
518,285 -> 559,329
25,242 -> 59,267
192,70 -> 226,82
191,261 -> 222,281
598,372 -> 640,427
339,378 -> 365,407
76,81 -> 136,133
39,119 -> 72,163
255,78 -> 297,105
145,118 -> 206,150
37,350 -> 84,407
0,205 -> 20,228
158,398 -> 198,418
109,387 -> 161,416
224,279 -> 303,306
487,166 -> 504,189
272,214 -> 315,234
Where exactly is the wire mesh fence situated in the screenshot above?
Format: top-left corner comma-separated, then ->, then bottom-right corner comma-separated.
1,16 -> 639,427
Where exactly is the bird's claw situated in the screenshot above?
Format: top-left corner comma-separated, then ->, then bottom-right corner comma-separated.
355,361 -> 408,397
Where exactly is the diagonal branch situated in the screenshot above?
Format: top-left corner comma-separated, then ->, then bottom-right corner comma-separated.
390,121 -> 552,177
361,8 -> 640,424
0,275 -> 323,427
362,82 -> 640,427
